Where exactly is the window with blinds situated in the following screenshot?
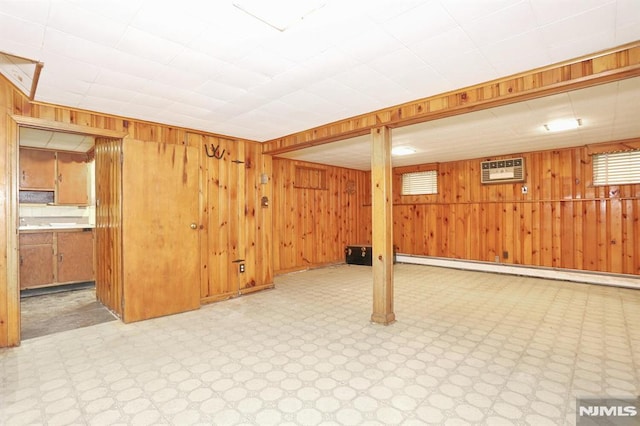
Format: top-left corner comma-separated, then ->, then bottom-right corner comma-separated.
401,170 -> 438,195
593,151 -> 640,186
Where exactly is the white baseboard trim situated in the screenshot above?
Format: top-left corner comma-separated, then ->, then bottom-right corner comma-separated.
395,254 -> 640,290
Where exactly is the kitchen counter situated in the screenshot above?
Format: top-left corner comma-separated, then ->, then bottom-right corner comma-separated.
19,224 -> 95,231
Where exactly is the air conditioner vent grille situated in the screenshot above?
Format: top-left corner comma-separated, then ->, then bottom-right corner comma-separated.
481,158 -> 525,184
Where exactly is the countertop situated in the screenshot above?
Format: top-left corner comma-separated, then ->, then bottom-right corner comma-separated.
19,224 -> 95,231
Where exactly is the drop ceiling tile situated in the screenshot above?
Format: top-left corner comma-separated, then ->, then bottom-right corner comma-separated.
539,3 -> 616,51
68,0 -> 143,22
47,1 -> 127,48
383,1 -> 458,45
480,30 -> 551,76
168,50 -> 228,78
42,28 -> 120,70
440,0 -> 523,25
428,49 -> 497,90
85,83 -> 137,103
409,27 -> 478,66
198,79 -> 247,102
337,27 -> 405,64
236,47 -> 296,79
530,0 -> 615,26
461,1 -> 537,47
304,78 -> 379,113
0,11 -> 46,53
129,1 -> 209,45
116,26 -> 185,65
367,48 -> 427,81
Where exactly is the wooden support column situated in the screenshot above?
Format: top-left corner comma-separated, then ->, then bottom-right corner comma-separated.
371,126 -> 395,325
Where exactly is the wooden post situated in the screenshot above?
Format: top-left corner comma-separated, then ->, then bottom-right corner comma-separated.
371,126 -> 395,325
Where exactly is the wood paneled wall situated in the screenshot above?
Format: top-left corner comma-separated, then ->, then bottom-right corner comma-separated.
360,143 -> 640,276
0,77 -> 274,346
272,158 -> 367,273
200,136 -> 273,303
94,137 -> 123,316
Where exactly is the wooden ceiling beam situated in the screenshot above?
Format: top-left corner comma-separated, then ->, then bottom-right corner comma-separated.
263,41 -> 640,156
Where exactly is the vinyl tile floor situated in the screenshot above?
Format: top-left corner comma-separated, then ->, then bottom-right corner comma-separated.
1,264 -> 639,425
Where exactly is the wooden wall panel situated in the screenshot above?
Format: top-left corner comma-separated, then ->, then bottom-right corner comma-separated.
1,76 -> 274,345
272,158 -> 367,273
94,137 -> 123,316
361,142 -> 640,276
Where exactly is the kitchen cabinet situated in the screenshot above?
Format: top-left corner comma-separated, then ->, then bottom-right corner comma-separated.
19,149 -> 56,190
19,233 -> 55,289
57,152 -> 89,205
19,148 -> 90,205
57,231 -> 94,283
19,229 -> 94,290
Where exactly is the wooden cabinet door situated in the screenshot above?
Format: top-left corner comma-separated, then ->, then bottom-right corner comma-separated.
57,152 -> 89,205
19,148 -> 56,190
122,140 -> 200,322
19,233 -> 55,289
57,231 -> 94,283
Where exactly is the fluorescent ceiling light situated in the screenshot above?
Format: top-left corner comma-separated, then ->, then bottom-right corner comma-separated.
233,0 -> 326,32
392,146 -> 416,156
544,118 -> 582,132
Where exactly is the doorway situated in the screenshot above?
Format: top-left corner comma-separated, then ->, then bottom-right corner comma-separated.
17,127 -> 118,340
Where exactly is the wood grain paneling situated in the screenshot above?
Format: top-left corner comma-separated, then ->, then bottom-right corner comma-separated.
360,142 -> 640,276
272,158 -> 367,273
95,137 -> 123,317
1,76 -> 275,345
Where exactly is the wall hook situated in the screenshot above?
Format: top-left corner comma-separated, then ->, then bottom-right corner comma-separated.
205,144 -> 225,159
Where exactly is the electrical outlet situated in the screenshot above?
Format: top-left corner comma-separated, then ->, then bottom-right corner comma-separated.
521,185 -> 528,194
239,263 -> 245,273
503,251 -> 509,259
495,256 -> 500,263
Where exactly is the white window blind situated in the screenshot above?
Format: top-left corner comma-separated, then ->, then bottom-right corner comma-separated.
593,151 -> 640,186
402,170 -> 438,195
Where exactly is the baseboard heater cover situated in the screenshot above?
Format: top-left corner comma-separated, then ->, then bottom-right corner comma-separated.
396,254 -> 640,290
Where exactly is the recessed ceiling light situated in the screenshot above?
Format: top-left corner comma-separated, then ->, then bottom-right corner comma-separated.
233,0 -> 326,32
544,118 -> 582,132
392,146 -> 416,156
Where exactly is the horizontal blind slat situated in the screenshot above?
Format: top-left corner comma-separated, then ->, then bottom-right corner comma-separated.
593,151 -> 640,185
402,170 -> 438,195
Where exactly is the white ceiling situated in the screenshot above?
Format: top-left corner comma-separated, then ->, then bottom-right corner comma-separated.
0,0 -> 639,145
19,127 -> 95,152
280,77 -> 640,169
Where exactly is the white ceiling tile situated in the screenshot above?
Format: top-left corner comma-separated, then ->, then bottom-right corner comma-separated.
337,28 -> 405,64
529,0 -> 615,26
480,30 -> 551,76
0,11 -> 46,55
116,27 -> 185,65
382,1 -> 458,45
461,1 -> 537,47
428,49 -> 497,90
440,0 -> 523,24
47,1 -> 127,48
539,3 -> 616,51
68,0 -> 143,23
198,80 -> 247,102
130,1 -> 208,45
409,27 -> 477,65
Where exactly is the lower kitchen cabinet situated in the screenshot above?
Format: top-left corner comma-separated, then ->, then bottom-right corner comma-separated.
19,229 -> 94,290
57,231 -> 94,283
19,233 -> 55,289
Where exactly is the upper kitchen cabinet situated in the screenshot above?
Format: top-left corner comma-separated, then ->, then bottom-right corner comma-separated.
19,147 -> 91,206
19,148 -> 56,190
57,152 -> 89,205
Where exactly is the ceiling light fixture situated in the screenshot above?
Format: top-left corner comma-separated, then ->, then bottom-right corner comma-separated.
392,146 -> 416,156
544,118 -> 582,132
233,0 -> 326,32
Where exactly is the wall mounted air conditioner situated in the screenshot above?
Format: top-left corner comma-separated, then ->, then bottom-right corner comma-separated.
481,158 -> 525,184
